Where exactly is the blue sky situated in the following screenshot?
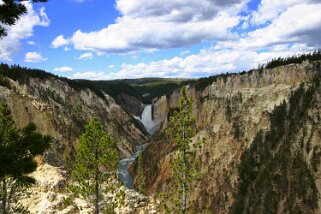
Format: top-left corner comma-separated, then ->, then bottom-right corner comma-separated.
0,0 -> 321,79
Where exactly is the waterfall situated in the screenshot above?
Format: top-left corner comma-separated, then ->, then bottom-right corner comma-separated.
118,105 -> 157,189
140,105 -> 159,134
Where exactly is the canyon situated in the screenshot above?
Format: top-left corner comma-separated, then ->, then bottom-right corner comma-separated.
0,59 -> 321,213
140,60 -> 321,213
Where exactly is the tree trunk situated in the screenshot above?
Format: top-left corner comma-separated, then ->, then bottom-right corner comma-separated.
95,148 -> 99,214
182,147 -> 187,214
182,103 -> 187,214
95,173 -> 99,214
1,179 -> 7,214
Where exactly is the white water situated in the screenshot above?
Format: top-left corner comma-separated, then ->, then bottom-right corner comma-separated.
140,105 -> 159,134
118,156 -> 136,189
118,105 -> 158,189
118,145 -> 146,189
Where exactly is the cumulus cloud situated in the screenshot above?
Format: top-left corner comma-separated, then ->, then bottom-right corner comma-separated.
77,52 -> 94,60
35,0 -> 321,79
27,41 -> 36,45
116,0 -> 246,22
250,0 -> 319,26
67,44 -> 311,80
52,0 -> 248,53
70,13 -> 240,53
53,66 -> 73,72
219,3 -> 321,50
50,0 -> 321,57
108,64 -> 115,69
97,43 -> 310,79
70,71 -> 109,80
0,2 -> 50,61
51,35 -> 71,48
24,52 -> 47,63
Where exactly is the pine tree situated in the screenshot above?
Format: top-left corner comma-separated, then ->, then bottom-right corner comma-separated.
137,149 -> 145,194
0,0 -> 48,38
162,86 -> 201,213
69,118 -> 123,214
0,102 -> 51,213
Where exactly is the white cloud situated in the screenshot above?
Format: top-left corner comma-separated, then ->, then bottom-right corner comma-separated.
53,66 -> 73,72
10,0 -> 320,80
24,51 -> 47,63
77,52 -> 94,60
51,35 -> 71,48
218,3 -> 321,50
0,2 -> 50,61
100,44 -> 310,79
53,0 -> 249,53
65,43 -> 311,80
116,0 -> 246,21
70,71 -> 109,80
70,13 -> 239,53
27,41 -> 36,45
48,0 -> 321,57
97,52 -> 106,56
250,0 -> 318,26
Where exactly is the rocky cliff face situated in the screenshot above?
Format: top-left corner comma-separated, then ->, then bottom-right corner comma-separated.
115,93 -> 145,117
2,60 -> 321,213
0,75 -> 149,165
18,162 -> 159,214
141,61 -> 321,213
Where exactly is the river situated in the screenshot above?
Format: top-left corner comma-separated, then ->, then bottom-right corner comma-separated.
118,104 -> 156,189
118,145 -> 144,189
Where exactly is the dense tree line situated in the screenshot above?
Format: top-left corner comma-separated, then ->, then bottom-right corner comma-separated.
183,72 -> 231,92
132,81 -> 182,104
0,63 -> 107,100
264,50 -> 321,69
1,50 -> 320,104
0,63 -> 182,104
184,50 -> 321,92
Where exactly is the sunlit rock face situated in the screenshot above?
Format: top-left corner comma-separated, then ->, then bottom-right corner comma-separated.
115,93 -> 145,117
0,74 -> 155,213
18,163 -> 159,214
0,75 -> 149,164
141,61 -> 321,213
2,60 -> 321,213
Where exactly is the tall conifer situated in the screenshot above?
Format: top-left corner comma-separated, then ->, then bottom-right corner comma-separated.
163,86 -> 200,213
69,118 -> 123,214
137,149 -> 145,194
0,102 -> 51,213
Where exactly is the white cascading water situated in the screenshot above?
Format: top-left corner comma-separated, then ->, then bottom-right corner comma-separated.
140,105 -> 155,134
118,105 -> 156,189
